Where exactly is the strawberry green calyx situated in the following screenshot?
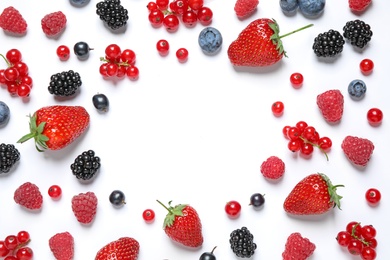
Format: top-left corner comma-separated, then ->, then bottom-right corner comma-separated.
319,173 -> 344,210
17,114 -> 49,152
157,200 -> 188,228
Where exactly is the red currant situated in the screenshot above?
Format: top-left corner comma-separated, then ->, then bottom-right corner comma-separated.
4,235 -> 18,250
126,65 -> 139,80
182,10 -> 198,28
156,39 -> 170,56
156,0 -> 169,10
148,9 -> 165,27
106,63 -> 119,77
365,188 -> 381,205
56,45 -> 70,61
147,1 -> 158,11
116,65 -> 127,78
361,246 -> 376,260
171,0 -> 188,14
6,81 -> 18,96
366,237 -> 378,248
361,225 -> 377,240
0,69 -> 6,84
282,126 -> 291,139
4,67 -> 19,82
6,49 -> 22,64
287,139 -> 302,152
4,256 -> 18,260
336,231 -> 352,247
271,101 -> 284,117
348,239 -> 363,255
346,221 -> 362,237
360,59 -> 374,75
300,142 -> 314,156
105,44 -> 121,61
225,200 -> 241,218
290,72 -> 304,88
142,209 -> 155,223
120,49 -> 136,65
295,121 -> 308,132
17,231 -> 30,244
48,185 -> 62,199
163,14 -> 180,32
302,126 -> 316,140
318,136 -> 332,151
176,48 -> 189,63
15,246 -> 33,260
0,241 -> 10,257
287,126 -> 301,141
367,108 -> 383,126
16,83 -> 31,98
99,63 -> 109,77
197,6 -> 213,25
188,0 -> 204,10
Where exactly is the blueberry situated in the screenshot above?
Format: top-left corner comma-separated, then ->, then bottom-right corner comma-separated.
198,27 -> 223,55
348,79 -> 367,100
0,101 -> 10,127
69,0 -> 90,7
298,0 -> 326,17
280,0 -> 299,14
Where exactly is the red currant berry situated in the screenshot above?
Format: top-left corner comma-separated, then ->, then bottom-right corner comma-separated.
148,9 -> 165,27
120,49 -> 136,65
17,231 -> 30,244
15,246 -> 33,260
365,188 -> 381,205
56,45 -> 70,61
171,0 -> 188,14
361,246 -> 376,260
302,126 -> 316,140
4,235 -> 18,250
99,63 -> 109,77
4,256 -> 18,260
360,59 -> 374,75
348,239 -> 364,255
176,48 -> 189,63
6,49 -> 22,64
282,126 -> 291,139
361,225 -> 377,240
336,231 -> 352,247
17,83 -> 31,98
300,142 -> 314,156
367,108 -> 383,126
197,6 -> 213,25
366,237 -> 378,248
271,101 -> 284,117
106,63 -> 119,77
346,221 -> 362,237
156,0 -> 169,10
126,65 -> 139,80
48,185 -> 62,199
20,75 -> 33,87
4,67 -> 19,82
287,126 -> 301,141
105,44 -> 122,61
156,39 -> 170,56
318,136 -> 332,151
290,72 -> 304,88
288,139 -> 303,152
188,0 -> 204,10
225,200 -> 241,218
0,69 -> 6,84
6,81 -> 18,96
0,241 -> 10,257
14,62 -> 28,76
147,1 -> 158,11
182,10 -> 198,27
295,121 -> 308,132
163,14 -> 180,32
142,209 -> 155,223
116,65 -> 127,78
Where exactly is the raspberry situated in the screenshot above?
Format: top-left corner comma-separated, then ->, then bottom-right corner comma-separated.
316,89 -> 344,123
49,232 -> 74,260
0,6 -> 27,34
41,11 -> 67,37
260,156 -> 285,180
341,136 -> 375,167
282,232 -> 316,260
71,191 -> 98,224
13,182 -> 43,210
234,0 -> 259,18
348,0 -> 372,12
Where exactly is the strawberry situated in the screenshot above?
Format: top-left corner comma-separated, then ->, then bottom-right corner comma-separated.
95,237 -> 140,260
341,135 -> 374,167
283,173 -> 343,215
316,89 -> 344,123
0,6 -> 27,35
349,0 -> 372,12
49,232 -> 74,260
157,200 -> 203,248
234,0 -> 259,19
17,105 -> 90,151
260,156 -> 285,179
71,191 -> 98,224
14,182 -> 43,210
227,18 -> 313,67
282,232 -> 316,259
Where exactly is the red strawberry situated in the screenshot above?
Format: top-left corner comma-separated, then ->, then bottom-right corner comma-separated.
283,173 -> 343,215
17,105 -> 90,151
227,18 -> 313,67
349,0 -> 372,12
14,182 -> 43,210
0,6 -> 27,35
260,156 -> 285,180
341,135 -> 374,167
95,237 -> 140,260
282,232 -> 316,259
234,0 -> 259,19
41,11 -> 67,37
49,232 -> 74,260
316,89 -> 344,123
71,191 -> 98,224
157,200 -> 203,248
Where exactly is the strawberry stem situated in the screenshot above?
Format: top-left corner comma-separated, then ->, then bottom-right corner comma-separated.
279,24 -> 314,39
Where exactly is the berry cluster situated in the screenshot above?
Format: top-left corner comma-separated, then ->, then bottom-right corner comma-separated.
229,227 -> 257,258
336,221 -> 377,259
70,150 -> 101,181
0,231 -> 33,260
0,49 -> 33,98
0,143 -> 20,174
96,0 -> 129,31
147,0 -> 213,32
282,121 -> 332,160
99,44 -> 139,80
48,70 -> 82,97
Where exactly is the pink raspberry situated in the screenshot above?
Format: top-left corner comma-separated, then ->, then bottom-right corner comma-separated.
71,191 -> 98,224
41,11 -> 67,37
14,182 -> 43,210
0,6 -> 27,34
234,0 -> 259,18
341,135 -> 375,167
260,156 -> 285,179
49,232 -> 74,260
282,232 -> 316,259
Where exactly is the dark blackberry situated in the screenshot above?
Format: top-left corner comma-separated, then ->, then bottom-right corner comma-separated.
0,143 -> 20,174
70,150 -> 101,181
343,19 -> 373,49
48,70 -> 82,97
312,29 -> 345,57
96,0 -> 129,30
229,226 -> 257,258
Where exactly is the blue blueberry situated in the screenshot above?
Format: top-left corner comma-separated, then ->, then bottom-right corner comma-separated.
280,0 -> 299,14
348,79 -> 367,100
0,101 -> 10,127
198,27 -> 223,55
298,0 -> 326,17
69,0 -> 90,7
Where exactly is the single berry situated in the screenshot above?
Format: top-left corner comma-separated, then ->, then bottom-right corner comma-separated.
188,0 -> 204,10
56,45 -> 71,61
298,0 -> 325,17
249,193 -> 265,208
49,232 -> 74,260
0,101 -> 11,126
229,227 -> 257,258
271,101 -> 284,116
341,136 -> 374,167
41,11 -> 67,37
225,200 -> 241,218
109,190 -> 126,207
343,19 -> 373,49
15,247 -> 33,260
282,232 -> 316,259
313,29 -> 345,57
4,235 -> 18,250
318,136 -> 332,151
156,39 -> 170,56
163,14 -> 180,32
234,0 -> 259,19
142,209 -> 155,223
120,49 -> 136,65
348,79 -> 366,100
280,0 -> 299,14
70,150 -> 101,181
198,27 -> 223,55
360,58 -> 374,75
367,108 -> 383,126
199,246 -> 217,260
17,231 -> 30,244
92,93 -> 109,112
6,49 -> 22,63
348,0 -> 372,12
197,6 -> 213,25
14,182 -> 43,210
48,70 -> 82,97
348,239 -> 364,255
0,143 -> 20,174
0,241 -> 10,257
365,188 -> 381,205
48,185 -> 62,199
290,72 -> 303,88
0,6 -> 28,34
126,65 -> 139,80
71,191 -> 98,224
316,89 -> 344,123
361,225 -> 376,240
70,0 -> 91,7
336,231 -> 352,247
361,247 -> 377,260
96,0 -> 129,30
182,10 -> 198,27
74,41 -> 93,60
260,156 -> 285,180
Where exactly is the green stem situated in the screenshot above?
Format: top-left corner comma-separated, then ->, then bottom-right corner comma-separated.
352,223 -> 370,246
0,54 -> 12,67
156,200 -> 173,214
299,136 -> 329,161
280,24 -> 314,39
100,57 -> 130,67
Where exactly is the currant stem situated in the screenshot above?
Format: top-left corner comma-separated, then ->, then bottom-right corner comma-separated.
0,54 -> 12,67
299,136 -> 329,161
99,57 -> 130,67
352,222 -> 370,246
279,24 -> 314,39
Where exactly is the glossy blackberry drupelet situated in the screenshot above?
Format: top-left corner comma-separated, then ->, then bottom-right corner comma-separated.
48,70 -> 82,97
229,227 -> 257,258
348,79 -> 367,100
343,19 -> 373,49
71,150 -> 101,181
312,29 -> 345,57
0,143 -> 20,173
96,0 -> 129,30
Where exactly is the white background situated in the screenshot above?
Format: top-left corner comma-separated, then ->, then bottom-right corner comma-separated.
1,0 -> 389,259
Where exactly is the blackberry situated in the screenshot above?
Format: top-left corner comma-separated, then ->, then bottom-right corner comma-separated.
229,227 -> 257,258
96,0 -> 129,30
0,143 -> 20,174
48,70 -> 82,97
312,29 -> 345,57
71,150 -> 101,181
343,19 -> 373,49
